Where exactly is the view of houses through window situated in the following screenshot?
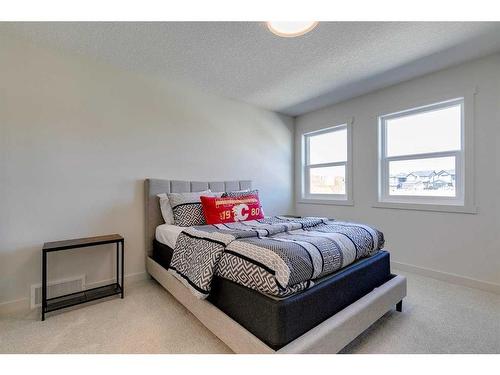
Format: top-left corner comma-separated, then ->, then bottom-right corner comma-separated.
388,156 -> 456,196
310,165 -> 346,194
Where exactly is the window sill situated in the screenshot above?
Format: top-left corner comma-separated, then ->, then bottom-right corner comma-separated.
297,199 -> 354,206
372,201 -> 477,214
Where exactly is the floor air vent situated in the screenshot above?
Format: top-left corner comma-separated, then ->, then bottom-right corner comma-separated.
31,275 -> 86,309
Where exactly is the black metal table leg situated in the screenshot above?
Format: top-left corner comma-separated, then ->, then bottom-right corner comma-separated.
42,250 -> 47,321
116,242 -> 119,286
396,300 -> 403,312
121,240 -> 124,298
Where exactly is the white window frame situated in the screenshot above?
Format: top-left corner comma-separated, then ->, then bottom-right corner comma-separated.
300,121 -> 353,205
377,97 -> 475,213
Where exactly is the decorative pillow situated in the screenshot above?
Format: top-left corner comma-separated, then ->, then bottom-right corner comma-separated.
200,194 -> 264,224
221,189 -> 253,198
157,193 -> 174,224
167,190 -> 214,227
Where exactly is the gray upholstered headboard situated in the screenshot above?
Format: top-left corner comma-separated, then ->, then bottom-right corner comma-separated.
144,179 -> 252,256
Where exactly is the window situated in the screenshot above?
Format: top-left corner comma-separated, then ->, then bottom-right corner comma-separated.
378,98 -> 465,206
302,123 -> 352,203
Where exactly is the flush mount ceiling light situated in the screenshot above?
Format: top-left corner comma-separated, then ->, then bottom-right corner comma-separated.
266,21 -> 318,37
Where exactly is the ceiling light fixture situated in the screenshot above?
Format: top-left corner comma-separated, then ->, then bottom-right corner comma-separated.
266,21 -> 318,37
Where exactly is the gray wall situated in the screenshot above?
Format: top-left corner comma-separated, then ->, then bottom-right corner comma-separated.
295,53 -> 500,289
0,34 -> 295,308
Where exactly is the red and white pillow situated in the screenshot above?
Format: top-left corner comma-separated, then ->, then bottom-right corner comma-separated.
200,194 -> 264,224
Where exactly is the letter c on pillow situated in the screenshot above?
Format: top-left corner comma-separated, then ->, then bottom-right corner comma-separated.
232,204 -> 249,221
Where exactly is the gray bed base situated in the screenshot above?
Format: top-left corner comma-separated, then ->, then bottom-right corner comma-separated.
144,178 -> 407,354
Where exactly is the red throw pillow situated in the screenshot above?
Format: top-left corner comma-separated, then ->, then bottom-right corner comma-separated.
200,194 -> 264,224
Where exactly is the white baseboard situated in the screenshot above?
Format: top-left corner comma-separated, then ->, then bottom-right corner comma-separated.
0,297 -> 30,316
391,261 -> 500,295
0,271 -> 149,316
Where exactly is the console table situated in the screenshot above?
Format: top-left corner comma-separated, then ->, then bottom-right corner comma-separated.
41,234 -> 124,321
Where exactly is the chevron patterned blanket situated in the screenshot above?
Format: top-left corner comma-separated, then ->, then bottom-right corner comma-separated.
168,216 -> 384,299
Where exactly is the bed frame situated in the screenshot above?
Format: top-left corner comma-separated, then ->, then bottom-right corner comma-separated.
145,178 -> 407,354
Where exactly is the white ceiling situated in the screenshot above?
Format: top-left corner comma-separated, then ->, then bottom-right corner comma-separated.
2,22 -> 500,116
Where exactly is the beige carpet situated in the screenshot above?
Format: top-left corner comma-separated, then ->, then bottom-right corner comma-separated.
1,269 -> 499,354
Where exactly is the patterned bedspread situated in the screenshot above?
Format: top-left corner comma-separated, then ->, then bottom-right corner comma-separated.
168,217 -> 384,299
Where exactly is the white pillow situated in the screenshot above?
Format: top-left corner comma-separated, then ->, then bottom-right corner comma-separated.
157,193 -> 174,224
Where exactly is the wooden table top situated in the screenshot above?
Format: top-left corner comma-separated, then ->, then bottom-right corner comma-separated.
43,234 -> 123,252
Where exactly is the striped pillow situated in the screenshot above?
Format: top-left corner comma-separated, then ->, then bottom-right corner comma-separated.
222,189 -> 258,198
167,190 -> 215,227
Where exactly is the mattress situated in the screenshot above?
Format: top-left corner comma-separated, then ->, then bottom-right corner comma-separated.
155,223 -> 183,248
152,240 -> 392,350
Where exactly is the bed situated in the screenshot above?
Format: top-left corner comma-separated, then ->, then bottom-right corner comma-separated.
145,178 -> 407,353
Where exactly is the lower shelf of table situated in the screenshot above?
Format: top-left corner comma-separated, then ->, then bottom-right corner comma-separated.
45,283 -> 122,313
